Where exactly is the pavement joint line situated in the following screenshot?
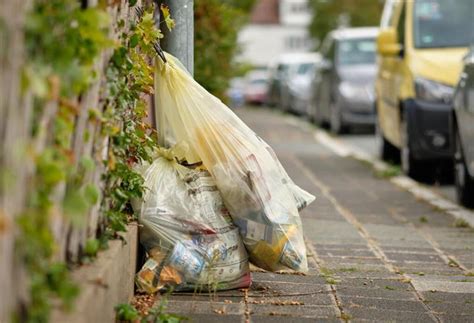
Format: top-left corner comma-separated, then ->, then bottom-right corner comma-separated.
282,113 -> 474,228
243,288 -> 250,323
288,155 -> 442,323
304,237 -> 346,323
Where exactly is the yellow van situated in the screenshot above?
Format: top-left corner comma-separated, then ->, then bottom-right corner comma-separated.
375,0 -> 471,178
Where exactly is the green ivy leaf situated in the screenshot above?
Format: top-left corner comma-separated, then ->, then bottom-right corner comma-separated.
129,33 -> 140,48
63,190 -> 88,220
160,4 -> 176,31
80,156 -> 95,172
84,238 -> 100,257
84,184 -> 100,205
115,303 -> 139,321
46,263 -> 80,308
128,0 -> 138,7
111,46 -> 127,67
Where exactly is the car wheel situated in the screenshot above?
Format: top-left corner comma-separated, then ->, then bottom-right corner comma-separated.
330,100 -> 348,134
307,101 -> 316,122
454,124 -> 474,208
377,123 -> 400,163
400,115 -> 431,181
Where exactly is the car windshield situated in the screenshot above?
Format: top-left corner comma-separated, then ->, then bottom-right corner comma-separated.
250,79 -> 267,85
337,38 -> 376,65
414,0 -> 473,48
296,63 -> 315,75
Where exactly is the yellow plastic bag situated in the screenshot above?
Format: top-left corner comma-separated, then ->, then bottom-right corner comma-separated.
155,53 -> 315,272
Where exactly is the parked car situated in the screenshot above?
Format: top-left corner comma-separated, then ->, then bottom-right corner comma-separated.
226,77 -> 246,108
376,0 -> 471,179
267,53 -> 321,111
310,27 -> 378,134
452,48 -> 474,207
287,54 -> 323,115
243,70 -> 269,105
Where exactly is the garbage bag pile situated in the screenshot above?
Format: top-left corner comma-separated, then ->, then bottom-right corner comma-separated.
133,52 -> 315,293
133,152 -> 251,293
155,53 -> 315,270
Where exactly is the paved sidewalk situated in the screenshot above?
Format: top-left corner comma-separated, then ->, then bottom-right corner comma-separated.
159,107 -> 474,322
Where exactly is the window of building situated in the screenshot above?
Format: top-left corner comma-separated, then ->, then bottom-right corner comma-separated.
286,35 -> 308,49
290,2 -> 307,13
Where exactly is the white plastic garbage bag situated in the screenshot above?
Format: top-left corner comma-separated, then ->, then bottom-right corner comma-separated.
154,53 -> 315,272
133,151 -> 251,293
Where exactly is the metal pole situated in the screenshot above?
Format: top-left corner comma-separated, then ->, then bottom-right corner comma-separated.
159,0 -> 194,75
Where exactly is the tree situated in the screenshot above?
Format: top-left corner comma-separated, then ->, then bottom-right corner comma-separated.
309,0 -> 384,46
194,0 -> 255,100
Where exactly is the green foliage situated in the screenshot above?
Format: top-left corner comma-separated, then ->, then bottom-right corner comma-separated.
101,6 -> 162,241
84,238 -> 100,257
309,0 -> 384,45
18,1 -> 113,321
453,218 -> 469,228
160,4 -> 176,31
18,1 -> 164,321
194,0 -> 255,100
115,303 -> 140,321
115,300 -> 188,323
25,0 -> 112,97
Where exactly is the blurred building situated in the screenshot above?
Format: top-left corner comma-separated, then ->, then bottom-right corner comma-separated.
238,0 -> 314,67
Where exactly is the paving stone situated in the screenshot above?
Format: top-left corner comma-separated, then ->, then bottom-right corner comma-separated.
251,315 -> 340,322
436,314 -> 473,323
339,296 -> 427,312
248,292 -> 334,306
249,304 -> 339,318
381,246 -> 442,254
425,301 -> 474,315
168,294 -> 244,303
344,308 -> 435,322
320,256 -> 383,265
314,244 -> 372,251
335,286 -> 418,300
413,275 -> 474,283
248,281 -> 328,297
422,291 -> 474,303
397,266 -> 461,276
322,263 -> 388,273
384,252 -> 443,263
251,272 -> 326,284
165,300 -> 244,315
327,271 -> 399,279
317,249 -> 376,258
186,314 -> 242,323
411,279 -> 474,293
336,278 -> 412,290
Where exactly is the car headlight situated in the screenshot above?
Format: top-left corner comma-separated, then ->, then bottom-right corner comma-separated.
339,82 -> 359,98
414,77 -> 454,104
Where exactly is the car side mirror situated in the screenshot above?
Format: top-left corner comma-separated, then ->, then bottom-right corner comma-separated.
320,59 -> 332,71
377,28 -> 402,56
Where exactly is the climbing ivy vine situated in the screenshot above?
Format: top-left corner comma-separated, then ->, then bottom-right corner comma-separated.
17,1 -> 171,321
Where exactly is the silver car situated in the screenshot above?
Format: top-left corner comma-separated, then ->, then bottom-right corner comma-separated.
452,47 -> 474,208
309,27 -> 378,134
267,53 -> 322,111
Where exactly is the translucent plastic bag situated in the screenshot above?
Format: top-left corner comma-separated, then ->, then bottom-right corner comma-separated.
132,151 -> 251,292
155,54 -> 315,272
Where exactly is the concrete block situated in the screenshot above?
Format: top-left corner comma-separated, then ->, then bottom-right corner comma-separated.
51,224 -> 138,323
